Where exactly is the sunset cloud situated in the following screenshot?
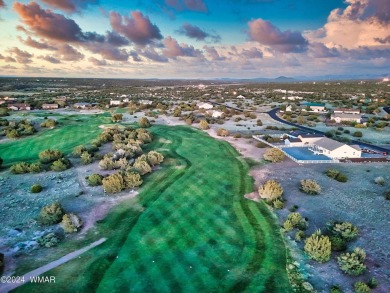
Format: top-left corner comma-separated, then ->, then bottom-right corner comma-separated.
8,47 -> 34,64
19,36 -> 57,50
248,19 -> 308,53
162,36 -> 203,58
40,0 -> 99,13
38,55 -> 61,64
177,23 -> 220,42
88,56 -> 107,66
0,0 -> 5,8
110,11 -> 163,46
164,0 -> 208,13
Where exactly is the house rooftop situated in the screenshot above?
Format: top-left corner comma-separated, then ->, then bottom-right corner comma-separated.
313,137 -> 345,151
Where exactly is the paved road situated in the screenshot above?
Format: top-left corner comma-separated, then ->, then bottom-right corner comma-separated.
267,108 -> 390,153
0,237 -> 107,293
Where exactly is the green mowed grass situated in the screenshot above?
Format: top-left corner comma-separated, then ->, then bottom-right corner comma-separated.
0,114 -> 110,166
14,125 -> 291,293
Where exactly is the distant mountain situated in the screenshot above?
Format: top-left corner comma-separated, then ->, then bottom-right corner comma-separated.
214,76 -> 295,83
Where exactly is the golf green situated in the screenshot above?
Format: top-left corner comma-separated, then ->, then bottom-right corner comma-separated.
14,125 -> 291,293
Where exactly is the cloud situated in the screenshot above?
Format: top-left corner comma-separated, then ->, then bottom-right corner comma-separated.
164,0 -> 208,13
203,46 -> 225,61
162,36 -> 203,58
140,47 -> 168,63
0,0 -> 5,8
88,57 -> 107,66
84,43 -> 129,61
105,31 -> 130,46
7,47 -> 34,64
240,47 -> 263,59
177,23 -> 220,42
55,44 -> 84,61
375,35 -> 390,44
309,42 -> 340,58
109,10 -> 163,46
40,0 -> 99,13
305,0 -> 390,49
4,56 -> 17,63
19,36 -> 57,50
38,55 -> 61,64
248,18 -> 308,53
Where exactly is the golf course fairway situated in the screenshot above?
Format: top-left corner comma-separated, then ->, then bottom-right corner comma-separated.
14,125 -> 291,293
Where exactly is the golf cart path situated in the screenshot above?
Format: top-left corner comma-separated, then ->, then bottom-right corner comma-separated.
0,237 -> 107,293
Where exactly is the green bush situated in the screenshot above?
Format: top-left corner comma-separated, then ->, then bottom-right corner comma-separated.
147,151 -> 164,166
256,142 -> 267,148
353,131 -> 363,137
335,173 -> 348,182
102,172 -> 126,194
51,158 -> 70,172
330,285 -> 342,293
272,199 -> 285,209
199,120 -> 210,130
40,119 -> 57,128
80,151 -> 93,165
86,174 -> 104,186
384,189 -> 390,200
31,184 -> 43,193
337,247 -> 366,276
304,230 -> 331,263
10,162 -> 31,174
38,202 -> 64,225
138,117 -> 151,128
132,159 -> 152,175
39,149 -> 64,164
61,213 -> 83,233
329,236 -> 347,251
72,145 -> 86,157
300,179 -> 321,195
263,148 -> 285,163
354,281 -> 370,293
295,231 -> 305,242
374,176 -> 385,186
330,221 -> 358,241
258,179 -> 283,202
325,169 -> 339,179
37,233 -> 60,248
367,278 -> 378,289
29,162 -> 43,173
283,212 -> 307,231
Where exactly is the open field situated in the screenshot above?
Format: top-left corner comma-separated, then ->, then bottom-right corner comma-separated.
13,125 -> 291,293
0,113 -> 110,166
251,160 -> 390,292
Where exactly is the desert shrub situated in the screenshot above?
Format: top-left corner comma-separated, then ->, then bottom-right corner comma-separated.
38,202 -> 64,225
73,145 -> 86,157
5,129 -> 20,138
233,133 -> 241,138
31,184 -> 43,193
273,199 -> 285,209
384,189 -> 390,200
29,162 -> 43,173
199,120 -> 210,130
366,278 -> 378,289
336,173 -> 348,182
216,128 -> 229,137
39,149 -> 64,164
354,282 -> 370,293
99,155 -> 117,170
133,159 -> 152,175
284,212 -> 307,231
256,119 -> 263,126
329,236 -> 347,251
353,131 -> 363,137
256,142 -> 267,148
295,231 -> 305,242
374,176 -> 385,186
304,230 -> 331,263
138,117 -> 150,128
40,119 -> 57,128
123,171 -> 143,188
325,168 -> 340,179
300,179 -> 321,195
330,285 -> 342,293
61,213 -> 83,233
86,174 -> 104,186
337,247 -> 366,276
80,151 -> 93,165
258,180 -> 283,202
263,148 -> 285,163
112,113 -> 123,122
37,233 -> 60,248
102,172 -> 126,194
10,162 -> 31,174
147,151 -> 164,166
51,158 -> 70,172
330,221 -> 358,241
289,205 -> 299,212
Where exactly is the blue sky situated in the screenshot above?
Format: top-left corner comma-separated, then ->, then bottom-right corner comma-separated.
0,0 -> 388,78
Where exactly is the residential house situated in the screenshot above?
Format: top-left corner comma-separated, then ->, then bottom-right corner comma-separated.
307,137 -> 361,159
331,113 -> 361,123
333,108 -> 360,114
207,110 -> 224,118
7,103 -> 31,111
42,103 -> 59,110
74,102 -> 92,109
304,102 -> 326,112
197,102 -> 213,110
110,99 -> 122,106
282,96 -> 303,101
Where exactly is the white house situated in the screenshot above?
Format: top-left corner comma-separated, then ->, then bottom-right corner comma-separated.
331,113 -> 362,123
42,103 -> 59,110
304,103 -> 326,112
282,96 -> 303,101
110,99 -> 122,106
308,137 -> 361,159
74,102 -> 92,109
197,102 -> 213,110
140,100 -> 153,105
333,108 -> 360,114
7,103 -> 31,111
207,110 -> 224,118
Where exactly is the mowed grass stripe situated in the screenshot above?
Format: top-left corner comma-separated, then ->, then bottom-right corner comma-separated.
14,125 -> 291,293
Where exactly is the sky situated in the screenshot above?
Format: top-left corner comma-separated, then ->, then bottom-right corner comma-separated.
0,0 -> 389,79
